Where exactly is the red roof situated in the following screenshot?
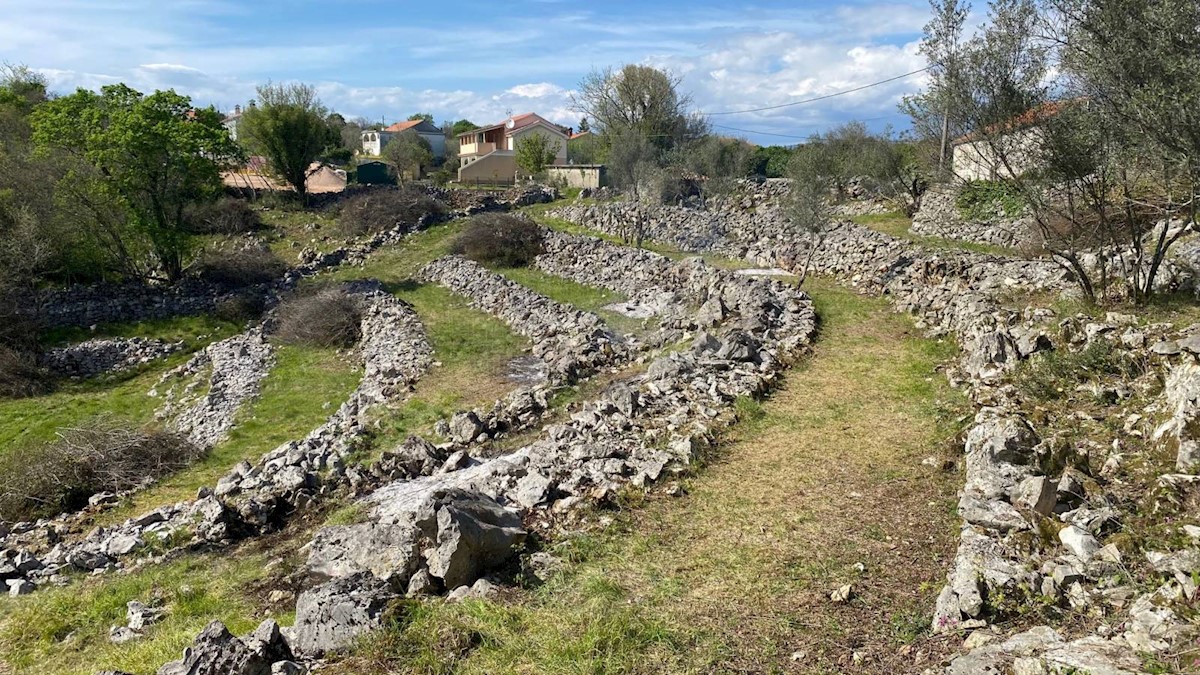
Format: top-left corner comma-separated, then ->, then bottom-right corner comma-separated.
384,119 -> 425,133
460,112 -> 568,139
953,99 -> 1079,145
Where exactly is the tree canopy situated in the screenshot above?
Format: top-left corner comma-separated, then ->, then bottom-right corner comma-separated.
30,84 -> 238,281
382,130 -> 433,183
238,82 -> 330,198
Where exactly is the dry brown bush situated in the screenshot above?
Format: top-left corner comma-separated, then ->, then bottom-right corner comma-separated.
0,421 -> 202,521
192,247 -> 288,287
450,213 -> 545,268
184,197 -> 262,234
272,286 -> 362,348
338,186 -> 447,237
0,345 -> 48,399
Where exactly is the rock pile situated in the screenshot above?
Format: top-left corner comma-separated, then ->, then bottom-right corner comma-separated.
910,183 -> 1036,249
0,281 -> 433,595
153,329 -> 274,450
421,255 -> 630,382
41,337 -> 185,378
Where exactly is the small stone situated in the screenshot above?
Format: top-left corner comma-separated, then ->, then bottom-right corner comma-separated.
1059,525 -> 1101,562
830,584 -> 853,604
6,579 -> 34,596
108,625 -> 141,644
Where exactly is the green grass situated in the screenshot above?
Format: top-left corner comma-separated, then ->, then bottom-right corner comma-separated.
851,210 -> 1018,257
0,316 -> 244,458
325,276 -> 970,674
258,205 -> 345,257
491,265 -> 647,336
0,550 -> 275,675
41,314 -> 241,349
95,343 -> 362,525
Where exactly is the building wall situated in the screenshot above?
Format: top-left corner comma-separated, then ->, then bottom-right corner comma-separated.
546,165 -> 607,189
419,132 -> 447,160
952,127 -> 1044,182
458,151 -> 517,184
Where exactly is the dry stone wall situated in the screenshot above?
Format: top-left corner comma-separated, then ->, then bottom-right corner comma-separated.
0,281 -> 433,596
551,184 -> 1200,673
40,337 -> 185,378
910,183 -> 1036,249
151,329 -> 274,450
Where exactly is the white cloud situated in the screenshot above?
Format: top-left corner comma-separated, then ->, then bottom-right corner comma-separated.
505,83 -> 565,98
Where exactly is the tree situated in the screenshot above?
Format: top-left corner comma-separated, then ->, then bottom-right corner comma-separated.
408,112 -> 434,124
573,65 -> 694,150
381,130 -> 433,183
450,119 -> 479,136
605,127 -> 662,247
31,84 -> 237,281
568,132 -> 604,164
238,82 -> 329,199
901,0 -> 971,175
515,133 -> 559,179
752,146 -> 795,179
578,117 -> 590,133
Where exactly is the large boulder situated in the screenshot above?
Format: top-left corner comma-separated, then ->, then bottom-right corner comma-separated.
157,619 -> 291,675
289,573 -> 395,658
306,521 -> 421,585
417,488 -> 527,591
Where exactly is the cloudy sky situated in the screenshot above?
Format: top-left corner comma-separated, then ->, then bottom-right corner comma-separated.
0,0 -> 937,145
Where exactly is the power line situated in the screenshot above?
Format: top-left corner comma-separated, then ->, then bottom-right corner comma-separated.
702,67 -> 930,116
710,115 -> 902,142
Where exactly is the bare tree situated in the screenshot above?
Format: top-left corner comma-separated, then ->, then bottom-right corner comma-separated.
573,65 -> 694,150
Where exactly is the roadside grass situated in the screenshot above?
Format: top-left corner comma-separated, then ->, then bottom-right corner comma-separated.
0,550 -> 273,675
94,343 -> 362,526
326,276 -> 970,674
851,210 -> 1018,257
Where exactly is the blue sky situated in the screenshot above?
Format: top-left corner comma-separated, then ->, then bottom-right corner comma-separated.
0,0 -> 937,145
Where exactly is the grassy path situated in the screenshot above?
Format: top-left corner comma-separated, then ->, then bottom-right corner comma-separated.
331,277 -> 970,674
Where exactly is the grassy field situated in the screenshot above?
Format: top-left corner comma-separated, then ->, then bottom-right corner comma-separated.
325,277 -> 970,674
93,343 -> 363,526
0,541 -> 292,675
0,315 -> 243,457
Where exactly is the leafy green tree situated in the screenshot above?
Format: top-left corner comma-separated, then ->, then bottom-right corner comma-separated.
515,133 -> 559,179
673,134 -> 753,208
578,117 -> 590,133
450,119 -> 479,136
238,82 -> 329,199
31,84 -> 237,281
568,132 -> 604,164
408,112 -> 434,124
751,146 -> 795,178
382,130 -> 433,183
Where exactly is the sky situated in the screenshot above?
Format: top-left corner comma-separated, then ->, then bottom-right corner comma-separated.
0,0 -> 938,146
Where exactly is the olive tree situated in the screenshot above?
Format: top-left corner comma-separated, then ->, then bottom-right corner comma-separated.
382,130 -> 433,183
573,65 -> 693,150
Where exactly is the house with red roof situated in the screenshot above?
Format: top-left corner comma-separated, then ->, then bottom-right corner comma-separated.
951,100 -> 1080,181
456,112 -> 569,183
361,118 -> 446,159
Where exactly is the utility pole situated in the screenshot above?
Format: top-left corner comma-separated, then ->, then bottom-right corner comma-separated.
939,107 -> 950,174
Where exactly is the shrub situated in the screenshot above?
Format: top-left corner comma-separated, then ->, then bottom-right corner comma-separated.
0,422 -> 202,521
214,291 -> 267,323
956,180 -> 1026,222
184,197 -> 262,235
450,213 -> 545,267
192,247 -> 288,287
0,345 -> 48,399
1013,340 -> 1148,402
272,286 -> 363,348
338,186 -> 447,237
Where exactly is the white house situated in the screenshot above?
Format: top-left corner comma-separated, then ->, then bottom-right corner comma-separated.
951,101 -> 1070,182
222,105 -> 243,141
456,112 -> 569,183
361,119 -> 446,159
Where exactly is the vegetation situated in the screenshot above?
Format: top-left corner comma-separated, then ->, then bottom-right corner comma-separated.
272,286 -> 363,348
191,247 -> 287,287
337,186 -> 447,237
183,197 -> 262,235
514,132 -> 559,179
0,421 -> 201,521
906,0 -> 1200,303
31,84 -> 239,282
381,130 -> 434,183
956,178 -> 1025,221
239,82 -> 331,199
450,213 -> 545,268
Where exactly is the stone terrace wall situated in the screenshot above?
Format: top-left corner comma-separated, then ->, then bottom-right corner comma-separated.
911,183 -> 1036,249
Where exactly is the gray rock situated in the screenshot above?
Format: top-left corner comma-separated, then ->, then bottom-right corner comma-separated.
289,574 -> 395,657
448,411 -> 484,445
1059,525 -> 1101,562
422,489 -> 526,590
109,626 -> 141,644
6,578 -> 34,596
306,521 -> 421,585
157,619 -> 291,675
127,600 -> 164,631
